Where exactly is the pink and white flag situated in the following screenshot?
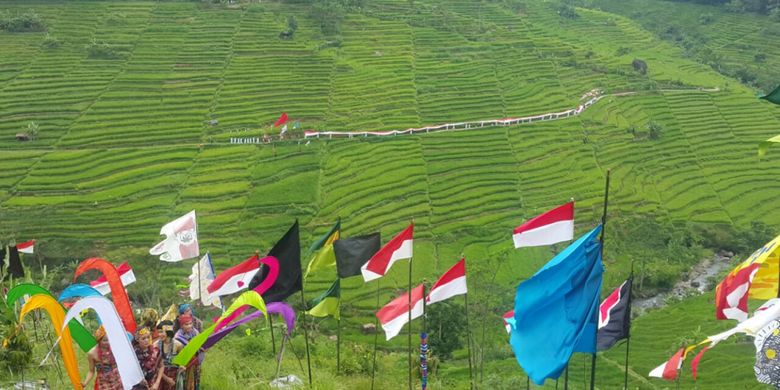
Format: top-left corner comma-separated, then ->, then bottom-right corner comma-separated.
377,284 -> 424,341
649,347 -> 685,381
513,202 -> 574,248
208,255 -> 261,297
361,223 -> 413,282
426,258 -> 467,304
149,211 -> 199,262
90,262 -> 136,296
17,240 -> 34,254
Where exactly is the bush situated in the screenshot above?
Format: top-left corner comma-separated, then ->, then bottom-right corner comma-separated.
0,10 -> 47,32
699,12 -> 714,24
647,121 -> 662,140
557,3 -> 579,19
426,301 -> 467,360
41,33 -> 60,49
86,39 -> 123,59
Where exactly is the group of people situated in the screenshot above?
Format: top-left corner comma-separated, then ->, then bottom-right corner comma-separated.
81,304 -> 204,390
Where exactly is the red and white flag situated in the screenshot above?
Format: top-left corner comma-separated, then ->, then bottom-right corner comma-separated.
207,255 -> 261,297
503,310 -> 516,334
361,224 -> 413,282
649,347 -> 685,381
426,258 -> 467,304
90,262 -> 136,296
376,284 -> 424,341
715,263 -> 761,321
513,202 -> 574,248
274,112 -> 289,127
17,240 -> 34,254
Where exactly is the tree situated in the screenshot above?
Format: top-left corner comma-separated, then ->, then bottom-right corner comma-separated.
632,59 -> 648,74
647,121 -> 663,140
26,121 -> 39,140
426,301 -> 468,360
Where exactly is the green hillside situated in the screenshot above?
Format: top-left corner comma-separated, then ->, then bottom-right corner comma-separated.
1,0 -> 779,389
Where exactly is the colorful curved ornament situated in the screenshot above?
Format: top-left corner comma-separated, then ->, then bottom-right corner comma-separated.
74,258 -> 137,333
19,294 -> 83,390
7,283 -> 96,353
218,256 -> 279,327
202,302 -> 295,350
63,296 -> 144,390
58,283 -> 103,302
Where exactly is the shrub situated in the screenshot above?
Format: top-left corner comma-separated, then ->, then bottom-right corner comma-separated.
632,58 -> 648,74
41,33 -> 60,49
647,121 -> 662,140
86,39 -> 123,59
0,10 -> 47,32
557,3 -> 579,19
699,12 -> 714,24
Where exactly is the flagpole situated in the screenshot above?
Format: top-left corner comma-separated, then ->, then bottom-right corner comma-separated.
591,169 -> 611,390
299,277 -> 314,386
371,280 -> 381,390
269,314 -> 277,356
624,262 -> 635,390
464,292 -> 475,390
408,252 -> 413,390
337,289 -> 342,375
564,364 -> 569,390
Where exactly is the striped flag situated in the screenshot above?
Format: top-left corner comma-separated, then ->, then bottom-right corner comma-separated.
426,258 -> 467,305
90,262 -> 135,295
361,223 -> 413,282
512,202 -> 574,248
649,347 -> 685,381
208,255 -> 261,297
377,284 -> 424,340
17,240 -> 34,254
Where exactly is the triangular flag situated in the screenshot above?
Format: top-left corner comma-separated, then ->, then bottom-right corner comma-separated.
149,210 -> 199,262
759,135 -> 780,157
17,240 -> 34,254
513,202 -> 574,248
426,258 -> 467,305
306,280 -> 340,319
305,220 -> 340,278
361,224 -> 413,282
377,284 -> 424,340
649,347 -> 685,381
760,85 -> 780,105
274,112 -> 289,127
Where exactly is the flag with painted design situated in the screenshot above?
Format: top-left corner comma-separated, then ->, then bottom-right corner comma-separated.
597,277 -> 632,351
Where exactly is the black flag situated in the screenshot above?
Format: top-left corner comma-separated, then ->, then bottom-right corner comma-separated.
6,245 -> 24,279
0,245 -> 6,272
250,220 -> 301,303
333,233 -> 381,278
596,277 -> 632,351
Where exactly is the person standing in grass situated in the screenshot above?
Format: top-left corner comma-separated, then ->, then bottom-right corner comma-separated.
132,326 -> 161,390
83,327 -> 123,390
173,314 -> 201,390
154,320 -> 179,390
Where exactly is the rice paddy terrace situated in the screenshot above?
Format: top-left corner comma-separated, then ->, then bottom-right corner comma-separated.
1,0 -> 779,388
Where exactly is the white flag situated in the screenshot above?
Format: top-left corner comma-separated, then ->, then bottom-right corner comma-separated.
150,210 -> 199,262
189,253 -> 223,309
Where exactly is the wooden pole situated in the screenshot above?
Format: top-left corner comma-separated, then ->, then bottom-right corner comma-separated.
465,293 -> 475,390
624,265 -> 635,390
591,169 -> 611,390
269,314 -> 277,356
298,287 -> 313,386
337,302 -> 341,375
408,256 -> 413,390
370,280 -> 381,390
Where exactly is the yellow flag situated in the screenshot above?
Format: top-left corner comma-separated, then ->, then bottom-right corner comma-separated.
738,234 -> 780,299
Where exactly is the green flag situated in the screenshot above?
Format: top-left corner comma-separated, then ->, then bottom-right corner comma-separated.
304,219 -> 341,278
306,279 -> 340,319
759,134 -> 780,157
760,85 -> 780,105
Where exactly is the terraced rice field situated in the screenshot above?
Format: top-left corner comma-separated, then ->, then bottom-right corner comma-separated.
1,0 -> 779,388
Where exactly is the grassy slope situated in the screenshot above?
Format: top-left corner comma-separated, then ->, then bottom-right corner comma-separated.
0,0 -> 779,388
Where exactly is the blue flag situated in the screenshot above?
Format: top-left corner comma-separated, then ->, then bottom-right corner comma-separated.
510,225 -> 603,385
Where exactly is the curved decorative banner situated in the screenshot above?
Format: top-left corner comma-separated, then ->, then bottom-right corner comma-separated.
58,283 -> 103,302
173,290 -> 268,367
19,294 -> 82,390
7,283 -> 96,353
63,296 -> 143,390
202,302 -> 295,350
216,256 -> 279,327
74,258 -> 137,333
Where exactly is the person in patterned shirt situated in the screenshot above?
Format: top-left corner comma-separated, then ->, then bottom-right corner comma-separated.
83,327 -> 123,390
133,326 -> 161,389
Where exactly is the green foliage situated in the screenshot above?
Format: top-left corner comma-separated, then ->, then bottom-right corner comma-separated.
426,301 -> 467,360
40,33 -> 60,49
0,307 -> 33,374
646,120 -> 662,140
339,343 -> 372,375
0,10 -> 46,32
558,3 -> 579,18
85,39 -> 124,59
699,11 -> 714,24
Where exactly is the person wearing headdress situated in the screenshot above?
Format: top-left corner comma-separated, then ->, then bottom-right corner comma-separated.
153,320 -> 179,390
140,308 -> 161,342
132,326 -> 161,390
173,314 -> 201,390
83,327 -> 123,390
174,304 -> 202,333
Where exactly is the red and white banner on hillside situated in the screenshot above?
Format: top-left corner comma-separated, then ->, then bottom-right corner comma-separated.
649,347 -> 685,381
426,258 -> 467,305
17,240 -> 35,254
207,255 -> 261,298
377,284 -> 424,341
361,223 -> 413,282
513,202 -> 574,248
274,112 -> 289,127
90,262 -> 136,295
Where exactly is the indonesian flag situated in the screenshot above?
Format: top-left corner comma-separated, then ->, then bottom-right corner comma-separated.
649,347 -> 685,380
426,258 -> 467,304
17,240 -> 34,254
376,284 -> 424,341
361,223 -> 413,282
208,255 -> 261,297
503,310 -> 516,334
512,202 -> 574,248
274,112 -> 289,127
90,262 -> 136,296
